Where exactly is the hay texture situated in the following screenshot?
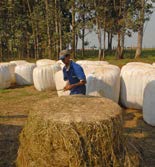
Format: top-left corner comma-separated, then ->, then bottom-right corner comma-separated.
17,96 -> 140,167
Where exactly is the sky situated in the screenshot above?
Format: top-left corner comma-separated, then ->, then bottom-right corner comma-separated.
78,8 -> 155,49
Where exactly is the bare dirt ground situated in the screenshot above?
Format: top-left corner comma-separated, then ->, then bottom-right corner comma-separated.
0,86 -> 155,167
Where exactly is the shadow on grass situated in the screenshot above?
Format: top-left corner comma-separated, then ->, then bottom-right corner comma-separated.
123,109 -> 155,167
0,115 -> 27,119
0,124 -> 23,167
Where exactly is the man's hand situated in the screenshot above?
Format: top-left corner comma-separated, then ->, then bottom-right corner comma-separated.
64,84 -> 74,91
64,80 -> 86,91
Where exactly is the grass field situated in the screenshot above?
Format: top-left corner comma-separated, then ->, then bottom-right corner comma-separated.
1,52 -> 155,166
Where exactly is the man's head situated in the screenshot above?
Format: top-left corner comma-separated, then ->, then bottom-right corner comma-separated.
59,50 -> 70,65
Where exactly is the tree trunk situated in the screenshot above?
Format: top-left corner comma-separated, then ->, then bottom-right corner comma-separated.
120,32 -> 124,59
135,26 -> 143,58
102,30 -> 106,59
116,31 -> 121,59
108,32 -> 112,51
44,0 -> 52,59
26,0 -> 37,59
82,28 -> 85,57
72,1 -> 76,59
59,15 -> 62,51
97,18 -> 102,60
34,32 -> 39,60
55,0 -> 59,59
75,33 -> 78,56
0,39 -> 3,62
135,0 -> 145,58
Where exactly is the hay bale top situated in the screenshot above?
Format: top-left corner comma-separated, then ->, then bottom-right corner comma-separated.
33,96 -> 121,123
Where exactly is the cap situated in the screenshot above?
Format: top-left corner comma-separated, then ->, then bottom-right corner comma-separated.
59,50 -> 70,60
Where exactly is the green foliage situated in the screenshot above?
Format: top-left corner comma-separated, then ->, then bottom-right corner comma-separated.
0,0 -> 154,60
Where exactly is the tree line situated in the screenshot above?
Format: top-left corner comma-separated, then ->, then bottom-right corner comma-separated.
0,0 -> 154,61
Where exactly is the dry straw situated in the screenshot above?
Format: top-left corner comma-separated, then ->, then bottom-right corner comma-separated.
17,96 -> 141,167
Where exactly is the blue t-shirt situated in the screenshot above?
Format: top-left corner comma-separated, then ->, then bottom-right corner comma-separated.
63,61 -> 86,95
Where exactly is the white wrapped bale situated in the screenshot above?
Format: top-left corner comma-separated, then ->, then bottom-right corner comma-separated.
36,59 -> 56,67
86,65 -> 120,103
55,70 -> 70,96
0,65 -> 11,89
120,64 -> 155,109
56,60 -> 65,69
52,63 -> 62,73
0,62 -> 16,83
10,60 -> 28,65
143,75 -> 155,126
152,63 -> 155,67
33,65 -> 60,91
76,63 -> 110,77
76,60 -> 109,65
15,63 -> 36,85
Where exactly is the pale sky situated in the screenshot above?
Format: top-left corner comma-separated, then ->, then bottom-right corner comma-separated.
78,8 -> 155,49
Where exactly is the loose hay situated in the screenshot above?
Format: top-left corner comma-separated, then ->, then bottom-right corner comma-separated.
17,96 -> 140,167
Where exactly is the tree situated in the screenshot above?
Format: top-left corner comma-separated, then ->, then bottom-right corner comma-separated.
134,0 -> 153,58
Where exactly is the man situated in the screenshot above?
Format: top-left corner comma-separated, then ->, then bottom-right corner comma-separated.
59,50 -> 86,95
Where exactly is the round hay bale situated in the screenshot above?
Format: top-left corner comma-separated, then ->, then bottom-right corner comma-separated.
36,59 -> 56,67
0,62 -> 16,83
54,70 -> 70,96
120,64 -> 155,109
86,64 -> 120,103
17,96 -> 140,167
33,64 -> 60,91
15,63 -> 36,85
0,65 -> 11,89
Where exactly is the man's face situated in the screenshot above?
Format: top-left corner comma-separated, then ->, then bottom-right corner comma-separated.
62,55 -> 70,65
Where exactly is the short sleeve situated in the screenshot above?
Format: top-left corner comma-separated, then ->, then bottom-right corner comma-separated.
73,64 -> 86,81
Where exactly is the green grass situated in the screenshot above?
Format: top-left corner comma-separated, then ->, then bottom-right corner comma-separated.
75,49 -> 155,67
1,49 -> 155,68
0,89 -> 12,93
